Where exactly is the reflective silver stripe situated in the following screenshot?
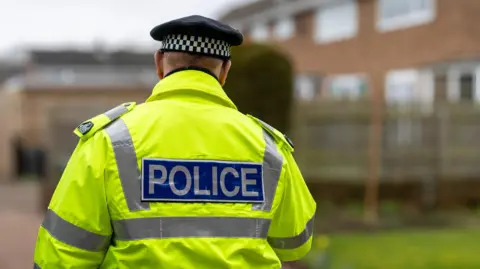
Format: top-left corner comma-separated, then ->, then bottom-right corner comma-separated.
252,130 -> 283,212
113,217 -> 271,240
33,263 -> 41,269
256,118 -> 276,134
41,209 -> 110,252
105,119 -> 150,211
104,104 -> 129,121
267,215 -> 315,250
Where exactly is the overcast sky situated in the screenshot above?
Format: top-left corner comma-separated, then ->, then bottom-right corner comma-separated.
0,0 -> 253,54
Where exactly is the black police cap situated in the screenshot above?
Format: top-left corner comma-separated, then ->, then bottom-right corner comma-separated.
150,15 -> 243,59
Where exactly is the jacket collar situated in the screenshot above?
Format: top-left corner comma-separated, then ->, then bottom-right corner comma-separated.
146,67 -> 237,110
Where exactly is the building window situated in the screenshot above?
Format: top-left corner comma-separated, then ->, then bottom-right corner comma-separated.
326,74 -> 368,100
314,0 -> 358,44
446,67 -> 479,103
273,16 -> 295,40
377,0 -> 436,32
294,74 -> 321,101
459,74 -> 475,101
385,69 -> 419,105
250,22 -> 269,42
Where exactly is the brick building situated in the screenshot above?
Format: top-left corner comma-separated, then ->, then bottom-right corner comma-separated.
0,50 -> 157,182
220,0 -> 480,106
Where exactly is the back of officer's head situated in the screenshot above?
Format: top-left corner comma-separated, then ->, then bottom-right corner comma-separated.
154,51 -> 231,86
150,15 -> 243,86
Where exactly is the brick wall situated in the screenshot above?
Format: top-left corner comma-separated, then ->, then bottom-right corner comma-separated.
266,0 -> 480,99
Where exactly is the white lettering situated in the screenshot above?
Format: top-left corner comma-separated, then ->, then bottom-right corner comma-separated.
149,164 -> 167,194
194,166 -> 210,195
241,168 -> 259,197
169,165 -> 192,196
148,162 -> 262,200
211,166 -> 219,196
220,167 -> 240,197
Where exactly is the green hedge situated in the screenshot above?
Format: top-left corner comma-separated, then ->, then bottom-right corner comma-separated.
224,43 -> 294,133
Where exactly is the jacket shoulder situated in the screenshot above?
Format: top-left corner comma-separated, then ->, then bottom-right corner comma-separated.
246,114 -> 294,152
73,102 -> 137,141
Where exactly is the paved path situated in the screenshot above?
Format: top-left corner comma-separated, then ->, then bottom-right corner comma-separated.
0,182 -> 43,269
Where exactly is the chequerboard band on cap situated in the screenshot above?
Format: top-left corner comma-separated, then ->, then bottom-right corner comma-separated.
161,34 -> 232,59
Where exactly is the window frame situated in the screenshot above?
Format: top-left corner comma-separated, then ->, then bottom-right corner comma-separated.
250,21 -> 269,42
273,16 -> 295,40
294,74 -> 322,101
377,0 -> 436,32
385,69 -> 420,105
325,74 -> 368,101
446,65 -> 480,103
314,0 -> 359,44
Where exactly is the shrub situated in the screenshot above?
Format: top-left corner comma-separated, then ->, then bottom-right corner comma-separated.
224,43 -> 294,133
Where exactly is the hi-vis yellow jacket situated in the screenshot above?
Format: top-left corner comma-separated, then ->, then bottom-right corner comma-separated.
33,68 -> 316,269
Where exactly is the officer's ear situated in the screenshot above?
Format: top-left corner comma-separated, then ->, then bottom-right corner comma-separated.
219,60 -> 231,86
154,50 -> 165,79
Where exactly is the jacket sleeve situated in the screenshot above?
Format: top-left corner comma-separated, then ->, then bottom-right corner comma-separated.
267,150 -> 317,262
34,134 -> 112,268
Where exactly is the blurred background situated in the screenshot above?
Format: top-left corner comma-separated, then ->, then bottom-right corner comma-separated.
1,0 -> 480,268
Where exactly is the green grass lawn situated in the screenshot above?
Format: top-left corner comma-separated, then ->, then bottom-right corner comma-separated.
304,228 -> 480,269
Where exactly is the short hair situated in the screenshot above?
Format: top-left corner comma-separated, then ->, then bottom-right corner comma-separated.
164,52 -> 224,72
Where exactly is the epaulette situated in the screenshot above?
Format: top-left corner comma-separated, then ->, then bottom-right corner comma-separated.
73,102 -> 137,141
247,114 -> 294,152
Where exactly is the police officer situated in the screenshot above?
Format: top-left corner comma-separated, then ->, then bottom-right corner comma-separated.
33,15 -> 316,269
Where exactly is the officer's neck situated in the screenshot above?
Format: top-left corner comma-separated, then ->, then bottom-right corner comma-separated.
163,66 -> 220,81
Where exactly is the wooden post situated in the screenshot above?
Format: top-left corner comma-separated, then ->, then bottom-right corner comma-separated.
364,75 -> 383,224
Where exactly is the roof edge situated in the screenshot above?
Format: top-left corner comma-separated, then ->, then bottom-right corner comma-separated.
222,0 -> 337,27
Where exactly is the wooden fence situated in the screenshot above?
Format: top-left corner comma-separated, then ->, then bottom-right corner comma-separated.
291,100 -> 480,183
